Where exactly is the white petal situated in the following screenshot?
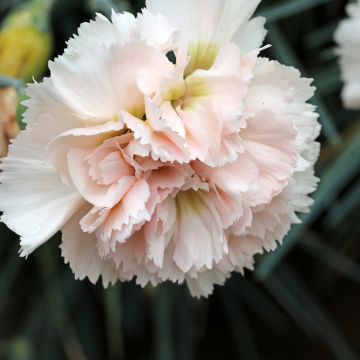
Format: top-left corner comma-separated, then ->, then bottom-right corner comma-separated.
144,197 -> 177,267
0,117 -> 84,256
67,147 -> 136,208
83,180 -> 152,250
233,17 -> 267,54
61,206 -> 118,287
173,191 -> 226,272
290,168 -> 319,213
186,269 -> 229,298
137,9 -> 175,51
185,43 -> 250,121
241,110 -> 298,205
49,41 -> 173,119
47,121 -> 124,184
67,13 -> 121,51
193,153 -> 258,197
146,0 -> 261,44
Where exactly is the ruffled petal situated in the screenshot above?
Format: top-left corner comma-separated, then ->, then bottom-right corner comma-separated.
47,121 -> 124,184
61,206 -> 118,287
184,44 -> 253,117
49,41 -> 173,119
233,17 -> 267,54
173,190 -> 227,272
67,147 -> 136,208
136,9 -> 175,51
0,117 -> 84,256
177,102 -> 224,165
186,269 -> 229,298
144,196 -> 177,267
241,110 -> 297,205
66,13 -> 124,51
147,0 -> 261,45
121,102 -> 190,163
81,180 -> 151,255
193,152 -> 258,197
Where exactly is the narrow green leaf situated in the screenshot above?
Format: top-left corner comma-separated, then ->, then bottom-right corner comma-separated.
0,251 -> 23,313
259,0 -> 331,24
175,287 -> 195,360
36,247 -> 87,360
300,236 -> 360,284
263,274 -> 316,335
104,285 -> 124,360
21,299 -> 60,360
324,181 -> 360,229
318,47 -> 337,63
220,288 -> 261,360
16,95 -> 28,130
231,278 -> 289,331
152,285 -> 175,360
304,22 -> 337,50
279,267 -> 358,360
313,63 -> 341,96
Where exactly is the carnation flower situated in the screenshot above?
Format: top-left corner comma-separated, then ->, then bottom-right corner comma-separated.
335,0 -> 360,109
0,0 -> 320,297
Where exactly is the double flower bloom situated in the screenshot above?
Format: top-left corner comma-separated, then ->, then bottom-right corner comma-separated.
0,0 -> 320,297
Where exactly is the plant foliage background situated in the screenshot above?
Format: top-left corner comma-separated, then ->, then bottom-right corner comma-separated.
0,0 -> 359,359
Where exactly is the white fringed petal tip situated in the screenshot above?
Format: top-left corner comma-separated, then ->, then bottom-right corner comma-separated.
0,0 -> 320,298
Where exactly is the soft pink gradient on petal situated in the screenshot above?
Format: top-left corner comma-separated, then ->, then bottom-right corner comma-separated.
241,110 -> 298,205
172,190 -> 227,272
83,180 -> 151,253
61,206 -> 118,287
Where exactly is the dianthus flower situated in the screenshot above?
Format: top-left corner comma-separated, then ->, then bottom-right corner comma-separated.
0,0 -> 320,297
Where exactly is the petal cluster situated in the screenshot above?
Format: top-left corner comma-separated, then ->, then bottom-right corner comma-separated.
335,0 -> 360,109
0,0 -> 320,297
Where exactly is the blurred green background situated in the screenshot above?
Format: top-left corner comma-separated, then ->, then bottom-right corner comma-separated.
0,0 -> 359,359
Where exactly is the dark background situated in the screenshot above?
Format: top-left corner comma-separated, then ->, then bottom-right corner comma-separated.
0,0 -> 359,359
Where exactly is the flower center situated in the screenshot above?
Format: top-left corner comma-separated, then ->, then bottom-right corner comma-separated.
185,42 -> 219,76
180,76 -> 211,110
175,190 -> 205,216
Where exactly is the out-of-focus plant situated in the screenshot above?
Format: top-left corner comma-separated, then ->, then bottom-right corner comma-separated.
0,0 -> 53,83
88,0 -> 131,16
0,86 -> 20,157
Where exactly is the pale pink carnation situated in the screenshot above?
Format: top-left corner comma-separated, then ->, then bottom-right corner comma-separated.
335,0 -> 360,109
0,0 -> 320,297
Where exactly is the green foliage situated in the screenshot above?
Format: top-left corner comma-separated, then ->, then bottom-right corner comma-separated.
0,0 -> 359,359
